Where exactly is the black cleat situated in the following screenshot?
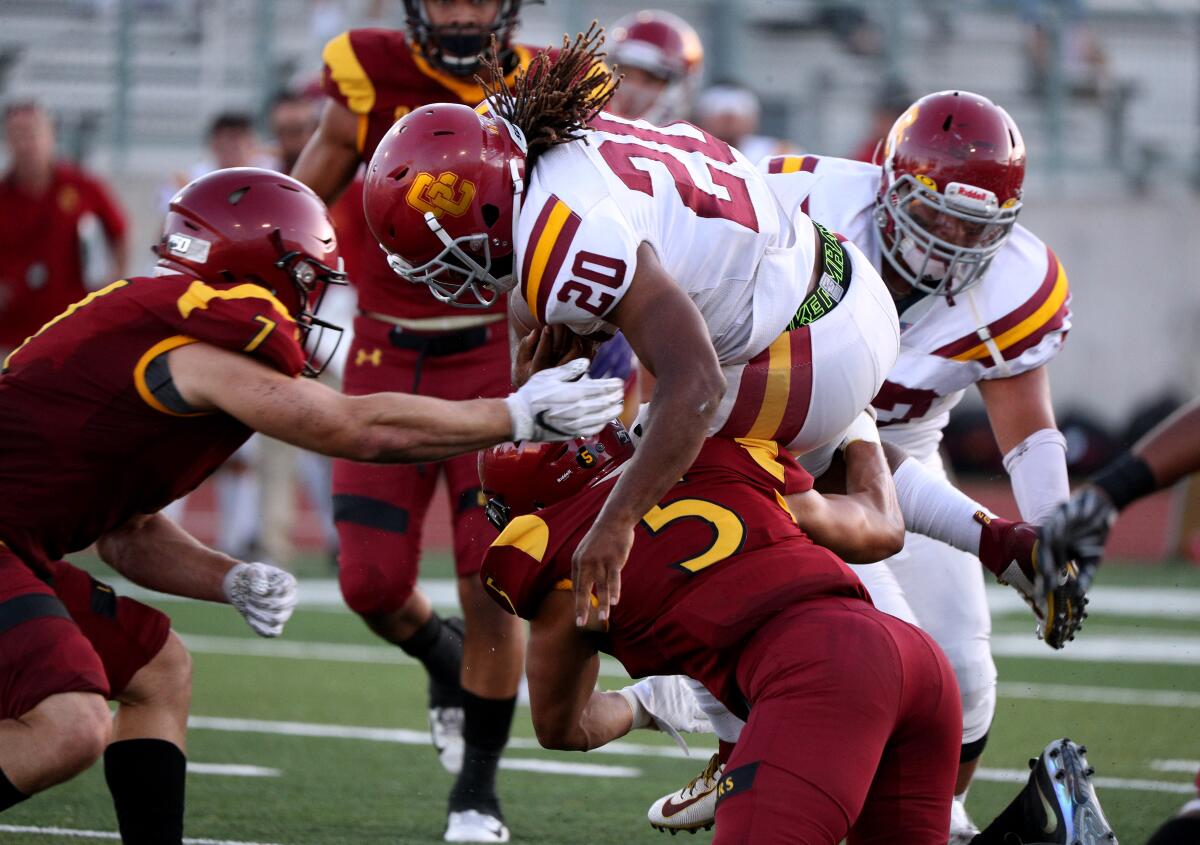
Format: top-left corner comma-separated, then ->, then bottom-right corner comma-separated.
1020,738 -> 1118,844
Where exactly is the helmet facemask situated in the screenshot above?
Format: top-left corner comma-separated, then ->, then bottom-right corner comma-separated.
877,173 -> 1020,299
271,229 -> 349,377
404,0 -> 523,76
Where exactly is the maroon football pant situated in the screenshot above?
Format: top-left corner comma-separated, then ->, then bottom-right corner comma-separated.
0,549 -> 169,719
333,316 -> 508,617
714,597 -> 961,845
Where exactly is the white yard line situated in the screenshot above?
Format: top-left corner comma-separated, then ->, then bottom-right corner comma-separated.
975,768 -> 1197,795
187,763 -> 281,777
1151,760 -> 1200,774
0,826 -> 284,845
996,682 -> 1200,709
499,759 -> 641,778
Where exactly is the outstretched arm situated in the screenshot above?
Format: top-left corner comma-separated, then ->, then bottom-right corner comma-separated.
571,244 -> 726,625
168,342 -> 623,462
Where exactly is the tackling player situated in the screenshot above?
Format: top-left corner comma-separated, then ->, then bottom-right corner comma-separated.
289,4 -> 554,836
0,167 -> 622,843
756,91 -> 1073,840
478,422 -> 961,844
362,29 -> 903,630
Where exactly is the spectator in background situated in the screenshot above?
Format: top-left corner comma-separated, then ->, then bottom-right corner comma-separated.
0,101 -> 127,361
693,83 -> 798,165
269,92 -> 320,174
847,77 -> 912,163
1021,0 -> 1110,100
160,112 -> 273,209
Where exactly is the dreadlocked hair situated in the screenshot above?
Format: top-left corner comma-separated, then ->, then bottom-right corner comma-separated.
478,21 -> 617,168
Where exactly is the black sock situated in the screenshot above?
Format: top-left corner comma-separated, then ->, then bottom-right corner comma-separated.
969,784 -> 1033,845
1148,816 -> 1200,845
0,768 -> 28,812
399,614 -> 463,704
104,738 -> 185,845
449,690 -> 517,817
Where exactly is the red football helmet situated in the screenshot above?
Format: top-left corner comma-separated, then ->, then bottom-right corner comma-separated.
874,90 -> 1026,297
363,103 -> 527,309
608,10 -> 704,124
403,0 -> 523,76
478,420 -> 635,529
157,167 -> 347,374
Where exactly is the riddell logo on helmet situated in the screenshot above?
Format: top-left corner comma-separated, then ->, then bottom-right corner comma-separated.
406,172 -> 477,219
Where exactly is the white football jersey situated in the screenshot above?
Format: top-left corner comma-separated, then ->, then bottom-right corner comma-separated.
762,154 -> 1072,461
513,112 -> 815,366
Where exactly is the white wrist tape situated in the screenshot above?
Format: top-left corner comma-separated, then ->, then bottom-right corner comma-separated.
838,409 -> 882,450
616,686 -> 652,730
1002,428 -> 1070,523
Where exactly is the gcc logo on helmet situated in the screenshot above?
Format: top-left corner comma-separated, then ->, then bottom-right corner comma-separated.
406,171 -> 477,219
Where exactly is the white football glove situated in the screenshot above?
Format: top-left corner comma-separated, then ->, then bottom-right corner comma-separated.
616,675 -> 713,754
504,358 -> 625,442
222,562 -> 298,638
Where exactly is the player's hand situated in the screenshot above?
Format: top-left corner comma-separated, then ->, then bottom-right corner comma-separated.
571,520 -> 634,627
222,561 -> 299,638
512,326 -> 599,387
505,358 -> 624,442
616,676 -> 711,754
1037,485 -> 1116,603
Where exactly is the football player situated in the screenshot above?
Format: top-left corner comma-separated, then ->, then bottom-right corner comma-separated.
289,5 -> 556,836
362,30 -> 904,629
0,167 -> 622,843
478,421 -> 961,844
480,428 -> 1117,845
605,10 -> 703,125
755,91 -> 1073,840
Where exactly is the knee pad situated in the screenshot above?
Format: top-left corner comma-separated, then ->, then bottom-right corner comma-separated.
960,683 -> 996,746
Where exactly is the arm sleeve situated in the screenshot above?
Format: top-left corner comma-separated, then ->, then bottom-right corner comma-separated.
1002,427 -> 1071,523
173,281 -> 306,376
516,194 -> 639,333
480,513 -> 557,619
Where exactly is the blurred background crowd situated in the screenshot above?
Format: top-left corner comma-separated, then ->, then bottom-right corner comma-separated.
2,0 -> 1199,565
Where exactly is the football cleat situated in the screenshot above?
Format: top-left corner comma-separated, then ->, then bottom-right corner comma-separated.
444,809 -> 510,843
1019,738 -> 1117,844
949,795 -> 981,844
429,617 -> 465,775
648,753 -> 722,834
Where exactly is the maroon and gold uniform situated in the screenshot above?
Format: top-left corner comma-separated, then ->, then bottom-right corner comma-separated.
320,28 -> 550,613
480,438 -> 962,844
0,274 -> 303,716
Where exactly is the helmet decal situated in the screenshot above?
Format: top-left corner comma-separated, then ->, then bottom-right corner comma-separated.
406,172 -> 478,219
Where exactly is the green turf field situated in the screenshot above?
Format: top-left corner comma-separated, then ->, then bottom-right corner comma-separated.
3,555 -> 1198,844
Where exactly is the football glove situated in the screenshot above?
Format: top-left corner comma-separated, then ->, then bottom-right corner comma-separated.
222,561 -> 298,638
1036,485 -> 1116,608
505,358 -> 625,442
616,675 -> 713,755
976,513 -> 1087,650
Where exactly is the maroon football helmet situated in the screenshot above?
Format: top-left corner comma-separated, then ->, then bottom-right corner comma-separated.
363,103 -> 527,309
874,90 -> 1026,297
479,420 -> 635,529
608,10 -> 703,123
157,167 -> 347,375
403,0 -> 523,76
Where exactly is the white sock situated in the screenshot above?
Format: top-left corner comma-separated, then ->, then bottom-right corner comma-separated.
893,457 -> 993,555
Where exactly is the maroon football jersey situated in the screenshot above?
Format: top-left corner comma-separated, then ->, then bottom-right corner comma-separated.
0,274 -> 304,572
321,29 -> 551,321
479,437 -> 869,714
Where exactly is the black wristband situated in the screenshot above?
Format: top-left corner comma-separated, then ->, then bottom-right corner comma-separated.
1090,452 -> 1157,511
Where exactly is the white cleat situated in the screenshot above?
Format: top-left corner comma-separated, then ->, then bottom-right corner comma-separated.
949,796 -> 981,844
429,705 -> 464,775
444,809 -> 510,843
648,753 -> 722,834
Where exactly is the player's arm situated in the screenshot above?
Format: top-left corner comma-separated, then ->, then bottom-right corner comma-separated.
168,341 -> 621,461
97,513 -> 298,637
525,591 -> 637,751
290,99 -> 361,204
572,243 -> 726,624
786,421 -> 904,563
978,366 -> 1068,523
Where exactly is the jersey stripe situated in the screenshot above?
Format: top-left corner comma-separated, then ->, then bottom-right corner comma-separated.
934,247 -> 1069,364
718,326 -> 813,443
774,326 -> 815,446
176,281 -> 294,323
768,155 -> 813,175
734,438 -> 786,484
323,32 -> 376,115
133,335 -> 206,417
747,330 -> 795,438
3,279 -> 129,371
521,196 -> 581,324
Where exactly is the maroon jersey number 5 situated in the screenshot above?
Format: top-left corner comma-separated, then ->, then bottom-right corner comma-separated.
591,114 -> 760,233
